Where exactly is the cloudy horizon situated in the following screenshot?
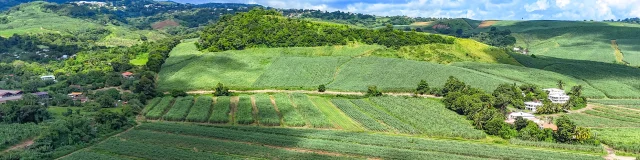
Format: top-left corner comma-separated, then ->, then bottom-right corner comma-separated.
162,0 -> 640,21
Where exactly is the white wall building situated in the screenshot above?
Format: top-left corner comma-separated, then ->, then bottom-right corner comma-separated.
543,88 -> 565,95
41,75 -> 55,81
524,101 -> 543,112
544,88 -> 570,104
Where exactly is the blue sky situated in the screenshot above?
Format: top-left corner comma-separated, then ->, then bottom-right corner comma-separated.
167,0 -> 640,20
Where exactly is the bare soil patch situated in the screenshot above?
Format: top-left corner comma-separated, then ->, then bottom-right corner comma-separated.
152,19 -> 180,30
478,21 -> 497,28
3,138 -> 34,153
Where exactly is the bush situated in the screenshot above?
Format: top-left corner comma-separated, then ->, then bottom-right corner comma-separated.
171,90 -> 187,97
366,86 -> 383,97
416,80 -> 430,95
318,85 -> 326,92
214,83 -> 231,96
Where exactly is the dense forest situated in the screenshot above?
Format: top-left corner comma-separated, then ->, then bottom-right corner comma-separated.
198,9 -> 455,52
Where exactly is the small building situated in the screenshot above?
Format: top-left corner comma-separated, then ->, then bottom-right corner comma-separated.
121,72 -> 134,79
33,92 -> 49,99
513,47 -> 521,51
508,112 -> 536,120
543,88 -> 565,95
548,94 -> 570,104
524,101 -> 543,112
68,92 -> 83,99
41,75 -> 56,81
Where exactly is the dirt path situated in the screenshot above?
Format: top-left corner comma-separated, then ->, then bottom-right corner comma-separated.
604,145 -> 636,160
571,104 -> 598,114
2,138 -> 35,153
187,89 -> 441,99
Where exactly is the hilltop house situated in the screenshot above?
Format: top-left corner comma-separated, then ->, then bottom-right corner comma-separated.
121,72 -> 134,79
524,101 -> 543,112
543,88 -> 570,104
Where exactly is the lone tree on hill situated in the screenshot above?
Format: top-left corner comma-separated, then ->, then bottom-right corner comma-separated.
366,86 -> 383,97
556,80 -> 565,89
416,80 -> 430,95
214,83 -> 231,96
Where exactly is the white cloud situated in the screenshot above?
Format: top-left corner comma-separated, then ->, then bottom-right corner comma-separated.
524,0 -> 550,12
555,0 -> 570,8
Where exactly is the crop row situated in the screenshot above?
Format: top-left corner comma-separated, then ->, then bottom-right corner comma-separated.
273,93 -> 306,127
145,97 -> 174,120
589,99 -> 640,105
349,99 -> 418,134
163,96 -> 194,121
137,123 -> 602,160
331,99 -> 388,131
185,96 -> 213,122
136,123 -> 483,160
508,139 -> 604,153
141,97 -> 161,115
290,93 -> 332,128
209,96 -> 231,123
566,113 -> 640,128
254,94 -> 280,126
60,150 -> 129,160
593,128 -> 640,154
583,110 -> 640,123
592,107 -> 640,119
120,130 -> 348,160
309,97 -> 361,131
371,97 -> 486,139
91,139 -> 236,160
235,95 -> 255,124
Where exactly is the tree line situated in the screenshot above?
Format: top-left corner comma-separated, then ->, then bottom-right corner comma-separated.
198,8 -> 455,52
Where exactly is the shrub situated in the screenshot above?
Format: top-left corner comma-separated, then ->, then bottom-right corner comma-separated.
366,86 -> 383,97
318,85 -> 326,92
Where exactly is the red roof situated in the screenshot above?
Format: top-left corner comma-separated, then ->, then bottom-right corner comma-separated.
122,72 -> 134,76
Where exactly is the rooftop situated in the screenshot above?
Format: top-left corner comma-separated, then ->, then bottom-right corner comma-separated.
509,112 -> 535,117
524,101 -> 543,105
122,72 -> 134,76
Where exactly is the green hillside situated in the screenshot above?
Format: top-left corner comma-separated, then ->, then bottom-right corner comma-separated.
0,2 -> 166,47
473,20 -> 640,66
158,40 -> 615,98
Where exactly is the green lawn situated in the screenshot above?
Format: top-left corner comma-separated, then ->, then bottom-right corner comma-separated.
129,53 -> 149,66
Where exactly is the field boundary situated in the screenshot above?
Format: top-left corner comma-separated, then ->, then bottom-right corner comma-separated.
187,89 -> 441,98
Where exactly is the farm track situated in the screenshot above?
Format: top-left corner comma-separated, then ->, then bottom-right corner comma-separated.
187,89 -> 441,98
604,145 -> 636,160
2,138 -> 35,153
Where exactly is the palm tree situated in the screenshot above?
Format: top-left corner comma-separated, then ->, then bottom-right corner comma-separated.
556,80 -> 565,89
570,85 -> 583,97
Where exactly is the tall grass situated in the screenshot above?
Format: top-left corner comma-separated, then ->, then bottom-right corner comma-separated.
185,96 -> 213,122
235,95 -> 255,125
290,93 -> 333,128
209,96 -> 231,123
273,93 -> 306,127
145,97 -> 174,120
331,99 -> 388,131
254,94 -> 280,126
163,96 -> 194,121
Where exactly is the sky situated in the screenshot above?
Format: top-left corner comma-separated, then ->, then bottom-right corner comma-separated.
166,0 -> 640,20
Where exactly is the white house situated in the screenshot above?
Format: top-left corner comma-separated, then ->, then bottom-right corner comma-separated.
524,101 -> 543,112
543,88 -> 565,95
41,75 -> 55,81
508,112 -> 536,120
544,88 -> 570,104
548,94 -> 570,104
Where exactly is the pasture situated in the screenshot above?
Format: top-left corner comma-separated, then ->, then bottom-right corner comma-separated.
60,122 -> 604,160
593,128 -> 640,154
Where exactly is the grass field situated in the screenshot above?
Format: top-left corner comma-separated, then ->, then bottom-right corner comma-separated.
254,94 -> 280,126
331,99 -> 389,131
145,97 -> 174,120
370,97 -> 486,139
273,93 -> 306,127
129,53 -> 149,66
350,99 -> 418,134
163,96 -> 194,121
67,122 -> 603,160
0,2 -> 165,46
185,96 -> 213,122
0,123 -> 40,150
309,96 -> 362,131
566,113 -> 640,128
209,96 -> 231,123
593,128 -> 640,154
159,40 -> 535,93
477,20 -> 640,66
235,95 -> 255,125
290,93 -> 333,128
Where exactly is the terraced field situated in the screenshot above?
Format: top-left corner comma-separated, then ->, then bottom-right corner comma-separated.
60,122 -> 603,160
